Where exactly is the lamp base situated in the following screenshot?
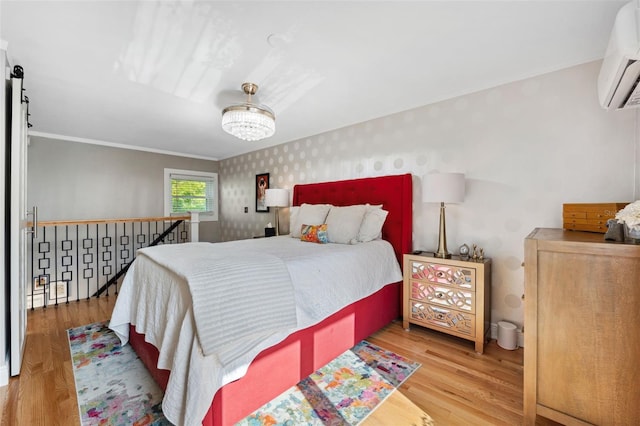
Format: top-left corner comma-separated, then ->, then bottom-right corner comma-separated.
433,253 -> 451,259
434,202 -> 451,258
433,251 -> 452,259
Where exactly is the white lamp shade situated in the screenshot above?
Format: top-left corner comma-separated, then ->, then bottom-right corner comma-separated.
264,188 -> 289,207
423,173 -> 465,203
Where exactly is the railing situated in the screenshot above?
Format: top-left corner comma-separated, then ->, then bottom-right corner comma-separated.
27,213 -> 199,309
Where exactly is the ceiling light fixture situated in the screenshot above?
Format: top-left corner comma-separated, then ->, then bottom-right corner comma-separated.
221,82 -> 275,141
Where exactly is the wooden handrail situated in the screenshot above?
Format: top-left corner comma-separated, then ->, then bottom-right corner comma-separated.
28,214 -> 191,228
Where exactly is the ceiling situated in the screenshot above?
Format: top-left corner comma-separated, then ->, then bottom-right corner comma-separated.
0,1 -> 627,160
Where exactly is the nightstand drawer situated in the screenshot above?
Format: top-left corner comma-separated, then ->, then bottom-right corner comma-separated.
409,260 -> 475,291
411,281 -> 475,313
409,302 -> 475,337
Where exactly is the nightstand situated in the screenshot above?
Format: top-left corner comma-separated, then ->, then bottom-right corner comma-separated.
403,253 -> 491,353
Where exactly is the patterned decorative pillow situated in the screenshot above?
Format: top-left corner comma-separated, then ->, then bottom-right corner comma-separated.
300,223 -> 329,244
290,204 -> 332,238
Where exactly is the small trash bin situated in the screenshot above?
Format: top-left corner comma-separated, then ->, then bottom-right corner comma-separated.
497,321 -> 518,350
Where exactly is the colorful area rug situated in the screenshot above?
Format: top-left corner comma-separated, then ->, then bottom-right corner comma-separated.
67,321 -> 169,425
237,340 -> 421,425
68,322 -> 420,426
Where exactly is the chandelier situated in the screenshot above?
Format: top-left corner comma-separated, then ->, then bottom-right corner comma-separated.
221,82 -> 276,141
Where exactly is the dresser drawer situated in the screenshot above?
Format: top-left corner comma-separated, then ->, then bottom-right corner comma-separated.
563,222 -> 608,233
409,302 -> 475,336
562,211 -> 587,219
409,260 -> 475,291
562,217 -> 588,225
586,211 -> 615,220
411,281 -> 475,313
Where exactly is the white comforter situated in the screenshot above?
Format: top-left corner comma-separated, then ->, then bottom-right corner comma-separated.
109,236 -> 402,425
135,243 -> 297,366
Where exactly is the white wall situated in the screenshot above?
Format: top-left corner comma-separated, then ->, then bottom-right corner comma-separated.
218,61 -> 637,329
27,138 -> 221,242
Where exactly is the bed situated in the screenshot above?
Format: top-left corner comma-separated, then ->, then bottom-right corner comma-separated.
110,173 -> 413,425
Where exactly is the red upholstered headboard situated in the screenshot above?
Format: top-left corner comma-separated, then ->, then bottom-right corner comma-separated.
292,174 -> 413,266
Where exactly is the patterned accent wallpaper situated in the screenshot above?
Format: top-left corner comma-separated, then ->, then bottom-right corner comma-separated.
219,60 -> 637,328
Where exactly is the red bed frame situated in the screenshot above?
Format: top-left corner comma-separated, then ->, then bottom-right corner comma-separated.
128,173 -> 413,425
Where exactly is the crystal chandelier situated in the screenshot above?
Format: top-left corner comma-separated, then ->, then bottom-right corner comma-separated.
221,82 -> 275,141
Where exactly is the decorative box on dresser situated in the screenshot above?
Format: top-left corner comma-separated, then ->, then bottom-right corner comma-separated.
403,253 -> 491,354
524,228 -> 640,425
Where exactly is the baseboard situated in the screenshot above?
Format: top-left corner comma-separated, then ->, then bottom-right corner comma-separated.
490,322 -> 525,348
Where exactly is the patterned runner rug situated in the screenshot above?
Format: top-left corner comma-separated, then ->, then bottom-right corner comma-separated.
68,322 -> 420,426
67,321 -> 169,425
237,341 -> 421,425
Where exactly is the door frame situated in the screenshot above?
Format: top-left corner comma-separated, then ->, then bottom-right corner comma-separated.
0,39 -> 8,386
9,70 -> 29,377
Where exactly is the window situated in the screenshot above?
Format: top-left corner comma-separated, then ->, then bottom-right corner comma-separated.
164,168 -> 218,221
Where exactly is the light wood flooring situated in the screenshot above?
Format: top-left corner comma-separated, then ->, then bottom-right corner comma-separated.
0,297 -> 552,425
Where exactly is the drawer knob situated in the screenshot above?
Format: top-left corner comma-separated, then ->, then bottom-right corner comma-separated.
436,313 -> 444,320
436,292 -> 444,299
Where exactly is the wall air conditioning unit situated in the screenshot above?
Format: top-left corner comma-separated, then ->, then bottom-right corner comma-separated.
598,0 -> 640,109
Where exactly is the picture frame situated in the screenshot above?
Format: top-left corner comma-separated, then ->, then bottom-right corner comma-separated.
256,173 -> 270,213
49,281 -> 68,301
33,275 -> 48,291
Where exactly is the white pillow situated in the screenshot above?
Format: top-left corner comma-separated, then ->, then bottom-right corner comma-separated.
290,203 -> 332,238
325,205 -> 367,244
358,208 -> 389,242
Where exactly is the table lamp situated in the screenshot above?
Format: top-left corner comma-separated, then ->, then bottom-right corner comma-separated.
264,188 -> 289,236
422,172 -> 465,258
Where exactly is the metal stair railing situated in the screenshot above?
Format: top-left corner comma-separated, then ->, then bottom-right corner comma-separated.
27,213 -> 199,309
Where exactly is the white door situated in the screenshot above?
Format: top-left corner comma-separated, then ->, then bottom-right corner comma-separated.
9,74 -> 30,376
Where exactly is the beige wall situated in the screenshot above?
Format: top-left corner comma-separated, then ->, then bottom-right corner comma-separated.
27,138 -> 221,242
219,60 -> 637,328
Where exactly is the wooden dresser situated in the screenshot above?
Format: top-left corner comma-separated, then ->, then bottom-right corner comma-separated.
524,228 -> 640,425
403,253 -> 491,353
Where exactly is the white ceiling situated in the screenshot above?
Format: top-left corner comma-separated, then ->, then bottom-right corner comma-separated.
0,1 -> 627,160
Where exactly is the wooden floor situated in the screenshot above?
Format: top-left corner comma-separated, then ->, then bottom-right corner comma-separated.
0,297 -> 550,425
0,297 -> 116,426
365,323 -> 524,425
